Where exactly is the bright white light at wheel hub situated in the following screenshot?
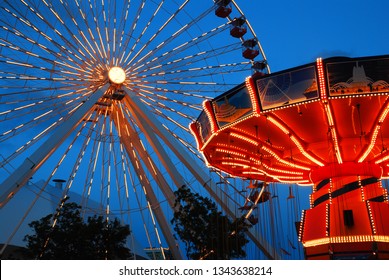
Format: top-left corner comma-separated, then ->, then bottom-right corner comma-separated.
108,66 -> 126,84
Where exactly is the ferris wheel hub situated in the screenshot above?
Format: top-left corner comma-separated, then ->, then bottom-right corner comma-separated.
108,66 -> 126,84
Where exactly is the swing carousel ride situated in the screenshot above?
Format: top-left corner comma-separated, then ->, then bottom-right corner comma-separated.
190,54 -> 389,259
1,0 -> 388,260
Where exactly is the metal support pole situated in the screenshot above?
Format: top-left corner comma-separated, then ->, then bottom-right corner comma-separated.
111,104 -> 182,259
123,92 -> 187,189
111,103 -> 176,207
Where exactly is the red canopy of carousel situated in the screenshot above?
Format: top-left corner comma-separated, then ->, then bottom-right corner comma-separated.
190,55 -> 389,185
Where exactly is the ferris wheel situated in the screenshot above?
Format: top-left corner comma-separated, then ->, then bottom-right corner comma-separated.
0,0 -> 277,259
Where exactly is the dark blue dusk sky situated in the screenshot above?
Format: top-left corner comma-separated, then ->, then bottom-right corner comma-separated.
239,0 -> 389,72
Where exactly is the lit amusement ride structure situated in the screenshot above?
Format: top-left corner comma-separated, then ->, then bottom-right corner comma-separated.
1,0 -> 388,260
0,0 -> 277,259
190,55 -> 389,259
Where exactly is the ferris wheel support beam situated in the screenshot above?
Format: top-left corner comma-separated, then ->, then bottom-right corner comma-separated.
123,89 -> 278,259
0,84 -> 109,208
111,103 -> 176,207
122,93 -> 187,190
115,121 -> 182,260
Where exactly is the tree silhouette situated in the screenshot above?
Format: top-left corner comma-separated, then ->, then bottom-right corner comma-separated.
24,199 -> 132,259
171,185 -> 251,260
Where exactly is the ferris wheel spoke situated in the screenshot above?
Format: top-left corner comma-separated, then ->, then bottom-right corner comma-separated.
0,18 -> 89,79
159,42 -> 242,72
62,0 -> 100,65
64,0 -> 102,63
130,3 -> 217,69
143,80 -> 240,92
123,0 -> 191,68
110,141 -> 128,220
108,0 -> 129,63
0,105 -> 75,144
137,83 -> 215,99
0,83 -> 85,100
0,91 -> 83,121
100,0 -> 112,63
0,120 -> 59,170
129,23 -> 230,73
37,6 -> 91,64
121,154 -> 156,255
90,3 -> 110,63
144,104 -> 193,133
144,62 -> 251,84
138,57 -> 251,80
113,102 -> 176,206
132,42 -> 243,78
132,86 -> 204,111
115,143 -> 131,219
61,115 -> 101,201
99,124 -> 112,216
119,0 -> 160,66
124,90 -> 202,123
80,114 -> 105,211
137,94 -> 195,123
64,0 -> 106,63
158,121 -> 208,162
64,0 -> 106,64
122,95 -> 187,188
116,116 -> 181,259
0,92 -> 92,147
0,44 -> 95,87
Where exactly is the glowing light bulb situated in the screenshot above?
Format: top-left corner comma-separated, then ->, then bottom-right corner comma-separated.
108,66 -> 126,84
